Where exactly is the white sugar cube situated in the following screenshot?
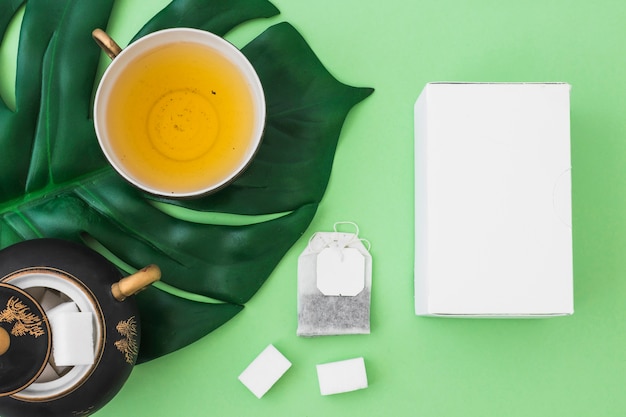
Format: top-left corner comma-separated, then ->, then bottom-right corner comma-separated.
26,287 -> 46,301
46,301 -> 79,318
49,312 -> 95,367
39,290 -> 66,311
36,363 -> 60,383
316,357 -> 368,395
238,344 -> 291,399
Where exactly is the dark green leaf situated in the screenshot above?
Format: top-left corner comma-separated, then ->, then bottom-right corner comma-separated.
0,0 -> 373,361
0,0 -> 25,44
132,0 -> 280,40
136,286 -> 243,363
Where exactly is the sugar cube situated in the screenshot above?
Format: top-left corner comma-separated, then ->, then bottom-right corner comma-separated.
316,357 -> 368,395
238,344 -> 291,399
35,363 -> 60,383
38,290 -> 66,311
49,312 -> 95,367
46,301 -> 79,318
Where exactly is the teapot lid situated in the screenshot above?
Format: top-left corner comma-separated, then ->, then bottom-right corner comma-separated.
0,282 -> 51,397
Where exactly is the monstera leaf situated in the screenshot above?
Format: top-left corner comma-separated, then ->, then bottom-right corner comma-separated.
0,0 -> 373,362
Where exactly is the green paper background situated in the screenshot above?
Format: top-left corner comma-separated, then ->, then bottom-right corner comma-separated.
2,0 -> 625,416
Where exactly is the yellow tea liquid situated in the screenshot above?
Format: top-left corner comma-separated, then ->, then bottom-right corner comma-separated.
106,41 -> 256,195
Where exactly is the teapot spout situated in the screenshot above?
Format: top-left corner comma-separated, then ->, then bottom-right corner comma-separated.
111,265 -> 161,302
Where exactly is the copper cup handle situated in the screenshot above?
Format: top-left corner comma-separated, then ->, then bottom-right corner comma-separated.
92,28 -> 122,60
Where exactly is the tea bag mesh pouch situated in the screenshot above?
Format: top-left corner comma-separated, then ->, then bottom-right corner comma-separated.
297,223 -> 372,336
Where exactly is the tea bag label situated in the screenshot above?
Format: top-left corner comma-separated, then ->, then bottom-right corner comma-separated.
316,248 -> 365,296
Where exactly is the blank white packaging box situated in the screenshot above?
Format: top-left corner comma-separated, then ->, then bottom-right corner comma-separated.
414,82 -> 574,317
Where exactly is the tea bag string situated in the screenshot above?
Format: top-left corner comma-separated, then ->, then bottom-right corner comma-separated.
307,222 -> 371,254
334,222 -> 372,252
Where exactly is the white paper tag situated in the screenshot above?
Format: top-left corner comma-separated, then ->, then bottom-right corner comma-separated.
316,248 -> 365,296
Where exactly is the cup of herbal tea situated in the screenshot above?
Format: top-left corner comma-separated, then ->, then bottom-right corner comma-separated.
92,28 -> 265,198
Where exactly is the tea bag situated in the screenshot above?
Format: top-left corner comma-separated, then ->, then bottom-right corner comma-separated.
297,222 -> 372,336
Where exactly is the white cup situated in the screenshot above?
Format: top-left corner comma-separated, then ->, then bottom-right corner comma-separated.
93,28 -> 265,198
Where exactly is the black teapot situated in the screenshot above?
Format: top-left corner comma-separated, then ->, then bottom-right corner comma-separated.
0,238 -> 160,417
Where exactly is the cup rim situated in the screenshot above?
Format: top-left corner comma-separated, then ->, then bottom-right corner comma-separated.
93,27 -> 266,199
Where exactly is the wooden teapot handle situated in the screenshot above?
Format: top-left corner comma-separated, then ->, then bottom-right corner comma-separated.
111,265 -> 161,302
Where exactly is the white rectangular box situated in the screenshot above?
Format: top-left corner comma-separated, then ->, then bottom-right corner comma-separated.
414,82 -> 574,317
